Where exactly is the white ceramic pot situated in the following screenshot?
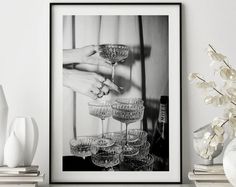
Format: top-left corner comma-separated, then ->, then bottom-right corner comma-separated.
11,117 -> 39,166
0,85 -> 8,166
4,132 -> 22,168
223,137 -> 236,187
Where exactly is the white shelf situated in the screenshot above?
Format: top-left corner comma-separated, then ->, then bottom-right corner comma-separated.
41,184 -> 194,187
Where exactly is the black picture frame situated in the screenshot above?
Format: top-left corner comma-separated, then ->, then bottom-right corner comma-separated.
50,2 -> 182,184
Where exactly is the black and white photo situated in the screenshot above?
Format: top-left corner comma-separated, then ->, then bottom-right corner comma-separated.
50,3 -> 181,183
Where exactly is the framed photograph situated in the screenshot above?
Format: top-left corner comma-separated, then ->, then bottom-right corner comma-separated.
50,2 -> 181,184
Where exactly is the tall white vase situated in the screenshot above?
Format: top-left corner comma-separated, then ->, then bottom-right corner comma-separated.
4,132 -> 22,168
11,117 -> 39,166
0,85 -> 8,166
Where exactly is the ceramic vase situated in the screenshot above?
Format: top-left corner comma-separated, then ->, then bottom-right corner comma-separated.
4,132 -> 22,167
223,137 -> 236,187
0,85 -> 8,166
11,117 -> 39,166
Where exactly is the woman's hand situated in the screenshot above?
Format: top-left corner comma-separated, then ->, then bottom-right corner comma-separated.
63,45 -> 109,68
63,69 -> 119,100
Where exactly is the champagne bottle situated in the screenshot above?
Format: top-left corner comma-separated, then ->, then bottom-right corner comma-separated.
151,96 -> 169,171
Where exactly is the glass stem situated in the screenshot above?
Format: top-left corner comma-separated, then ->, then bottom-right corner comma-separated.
102,119 -> 104,138
111,64 -> 116,82
125,123 -> 128,146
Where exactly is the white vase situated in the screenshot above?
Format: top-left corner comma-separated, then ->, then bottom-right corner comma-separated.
223,137 -> 236,187
4,132 -> 22,168
10,117 -> 39,166
0,85 -> 8,166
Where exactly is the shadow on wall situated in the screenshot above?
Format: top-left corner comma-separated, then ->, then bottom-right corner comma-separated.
113,45 -> 152,94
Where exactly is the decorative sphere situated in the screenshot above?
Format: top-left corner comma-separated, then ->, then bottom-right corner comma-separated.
223,138 -> 236,187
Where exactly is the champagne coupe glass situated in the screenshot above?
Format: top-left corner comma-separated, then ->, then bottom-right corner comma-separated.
88,101 -> 113,147
70,136 -> 97,159
98,44 -> 129,82
115,98 -> 144,139
91,139 -> 122,171
135,141 -> 150,159
121,154 -> 154,171
128,129 -> 147,147
111,102 -> 145,157
103,132 -> 125,145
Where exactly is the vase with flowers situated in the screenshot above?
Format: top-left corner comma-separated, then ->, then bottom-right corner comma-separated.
189,44 -> 236,186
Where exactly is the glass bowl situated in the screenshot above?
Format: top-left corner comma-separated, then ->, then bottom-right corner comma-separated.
103,132 -> 125,145
134,141 -> 150,159
111,103 -> 144,124
98,44 -> 129,65
115,98 -> 144,105
88,101 -> 112,120
91,139 -> 122,170
127,129 -> 148,147
70,136 -> 97,159
92,138 -> 115,148
120,154 -> 154,171
135,154 -> 154,171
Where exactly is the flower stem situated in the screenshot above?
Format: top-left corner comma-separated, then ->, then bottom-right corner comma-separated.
196,75 -> 236,106
209,119 -> 229,142
221,119 -> 229,127
205,119 -> 229,155
208,44 -> 231,69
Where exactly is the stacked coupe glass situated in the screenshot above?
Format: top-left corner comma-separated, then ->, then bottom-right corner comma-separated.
69,44 -> 154,171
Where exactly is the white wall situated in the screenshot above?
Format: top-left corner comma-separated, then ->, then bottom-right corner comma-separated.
0,0 -> 236,184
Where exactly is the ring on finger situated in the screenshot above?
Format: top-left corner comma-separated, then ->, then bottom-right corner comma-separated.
101,78 -> 105,83
97,89 -> 104,98
96,81 -> 103,89
101,85 -> 109,95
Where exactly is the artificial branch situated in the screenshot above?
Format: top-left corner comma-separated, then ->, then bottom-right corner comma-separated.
195,75 -> 236,106
208,44 -> 231,69
205,119 -> 229,155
